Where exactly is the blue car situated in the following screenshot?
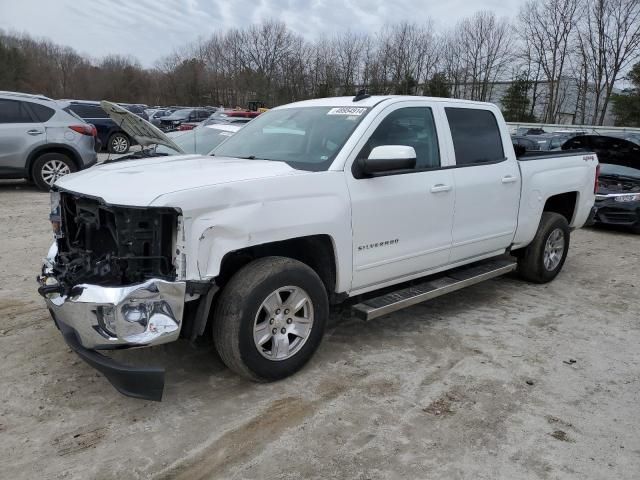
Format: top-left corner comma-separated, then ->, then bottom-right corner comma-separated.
66,100 -> 134,153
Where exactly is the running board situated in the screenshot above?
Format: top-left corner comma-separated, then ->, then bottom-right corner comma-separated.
351,257 -> 517,321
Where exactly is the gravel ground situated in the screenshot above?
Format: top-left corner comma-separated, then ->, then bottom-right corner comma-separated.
1,179 -> 639,480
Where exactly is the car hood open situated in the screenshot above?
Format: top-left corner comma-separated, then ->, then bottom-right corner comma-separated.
54,154 -> 305,206
101,100 -> 184,153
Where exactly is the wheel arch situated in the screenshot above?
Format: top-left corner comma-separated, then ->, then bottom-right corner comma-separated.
543,191 -> 578,225
26,144 -> 82,179
216,234 -> 340,301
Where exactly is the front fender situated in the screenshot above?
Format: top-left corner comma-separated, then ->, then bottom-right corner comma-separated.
154,172 -> 353,293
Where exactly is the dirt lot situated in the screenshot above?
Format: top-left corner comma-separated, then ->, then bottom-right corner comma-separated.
1,180 -> 639,480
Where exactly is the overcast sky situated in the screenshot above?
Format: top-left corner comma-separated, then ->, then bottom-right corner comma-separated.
0,0 -> 522,67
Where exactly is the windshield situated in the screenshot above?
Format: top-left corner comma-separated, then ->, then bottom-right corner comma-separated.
156,127 -> 237,155
212,106 -> 369,171
600,163 -> 640,179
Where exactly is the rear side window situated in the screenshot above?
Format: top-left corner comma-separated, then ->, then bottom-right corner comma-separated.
27,102 -> 56,122
359,107 -> 440,169
445,108 -> 504,165
69,104 -> 109,119
0,99 -> 35,123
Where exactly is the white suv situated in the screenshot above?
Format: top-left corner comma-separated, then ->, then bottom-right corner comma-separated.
0,91 -> 98,190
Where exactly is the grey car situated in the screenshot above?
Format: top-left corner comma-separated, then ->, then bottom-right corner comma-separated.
0,91 -> 98,190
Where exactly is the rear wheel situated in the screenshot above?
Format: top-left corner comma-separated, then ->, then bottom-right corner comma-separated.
31,152 -> 76,190
213,257 -> 328,381
516,212 -> 570,283
108,132 -> 130,154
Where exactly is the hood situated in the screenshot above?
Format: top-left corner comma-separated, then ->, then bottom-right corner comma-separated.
54,155 -> 305,206
101,100 -> 184,153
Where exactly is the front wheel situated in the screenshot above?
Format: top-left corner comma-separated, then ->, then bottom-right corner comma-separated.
213,257 -> 328,381
516,212 -> 570,283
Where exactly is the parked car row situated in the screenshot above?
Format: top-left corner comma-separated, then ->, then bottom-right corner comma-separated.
512,127 -> 640,233
0,91 -> 249,190
562,135 -> 640,233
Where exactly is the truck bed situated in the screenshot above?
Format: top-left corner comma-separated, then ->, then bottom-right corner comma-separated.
513,150 -> 598,248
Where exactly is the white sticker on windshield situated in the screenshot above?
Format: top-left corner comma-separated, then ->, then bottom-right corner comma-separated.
327,107 -> 367,116
218,131 -> 233,136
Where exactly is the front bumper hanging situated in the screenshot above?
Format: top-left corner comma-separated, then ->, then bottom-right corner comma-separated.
56,319 -> 166,401
38,246 -> 186,401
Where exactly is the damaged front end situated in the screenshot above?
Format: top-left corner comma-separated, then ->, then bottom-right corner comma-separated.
38,190 -> 187,401
41,190 -> 179,295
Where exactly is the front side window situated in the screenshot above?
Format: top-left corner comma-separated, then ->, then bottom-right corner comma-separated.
0,99 -> 34,123
446,108 -> 504,165
213,106 -> 369,171
358,107 -> 440,169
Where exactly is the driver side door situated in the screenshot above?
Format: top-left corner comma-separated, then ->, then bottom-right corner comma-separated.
346,103 -> 455,293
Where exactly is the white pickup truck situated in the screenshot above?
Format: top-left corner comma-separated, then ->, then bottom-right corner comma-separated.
38,95 -> 598,400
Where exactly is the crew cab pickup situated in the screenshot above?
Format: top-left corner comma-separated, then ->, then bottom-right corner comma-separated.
38,95 -> 598,400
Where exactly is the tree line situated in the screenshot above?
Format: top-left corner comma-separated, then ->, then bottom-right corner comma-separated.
1,0 -> 639,126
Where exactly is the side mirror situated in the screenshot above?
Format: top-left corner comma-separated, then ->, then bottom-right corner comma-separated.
357,145 -> 417,177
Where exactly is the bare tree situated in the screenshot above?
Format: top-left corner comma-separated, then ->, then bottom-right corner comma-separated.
588,0 -> 640,124
333,31 -> 367,95
519,0 -> 582,122
445,12 -> 513,101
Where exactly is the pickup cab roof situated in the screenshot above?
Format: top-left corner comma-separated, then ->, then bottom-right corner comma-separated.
278,95 -> 497,110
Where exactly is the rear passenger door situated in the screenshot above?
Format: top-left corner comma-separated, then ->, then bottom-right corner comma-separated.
0,99 -> 45,174
443,106 -> 520,263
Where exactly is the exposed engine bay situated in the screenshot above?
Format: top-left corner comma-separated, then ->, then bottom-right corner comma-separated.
46,191 -> 179,293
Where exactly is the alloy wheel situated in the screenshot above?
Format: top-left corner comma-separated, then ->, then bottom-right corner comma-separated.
253,286 -> 314,361
41,159 -> 71,186
543,228 -> 565,271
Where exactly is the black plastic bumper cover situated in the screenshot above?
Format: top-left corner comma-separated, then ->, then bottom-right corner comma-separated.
58,322 -> 165,401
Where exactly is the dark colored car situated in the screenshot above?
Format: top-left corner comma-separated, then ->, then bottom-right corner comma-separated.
147,109 -> 174,127
120,103 -> 149,121
511,135 -> 541,152
530,134 -> 570,151
563,134 -> 640,232
159,108 -> 214,132
67,101 -> 133,154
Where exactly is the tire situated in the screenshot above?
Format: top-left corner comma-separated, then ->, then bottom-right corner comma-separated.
107,132 -> 130,154
31,152 -> 77,191
213,256 -> 328,381
517,212 -> 570,283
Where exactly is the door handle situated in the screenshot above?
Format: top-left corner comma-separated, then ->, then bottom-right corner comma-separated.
26,129 -> 44,136
501,175 -> 518,184
430,184 -> 452,193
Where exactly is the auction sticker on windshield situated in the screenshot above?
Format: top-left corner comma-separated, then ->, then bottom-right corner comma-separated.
327,107 -> 367,116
